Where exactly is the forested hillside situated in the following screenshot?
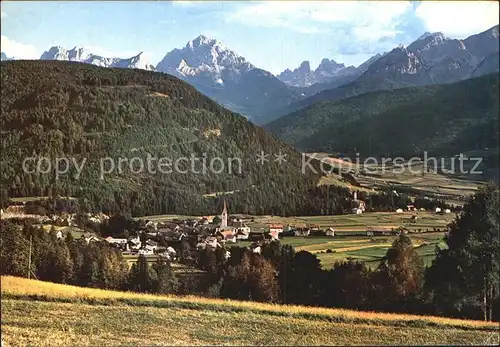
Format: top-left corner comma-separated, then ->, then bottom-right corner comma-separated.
266,74 -> 499,159
0,60 -> 354,216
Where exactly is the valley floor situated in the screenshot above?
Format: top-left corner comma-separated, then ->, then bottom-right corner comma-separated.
1,277 -> 498,346
141,212 -> 455,268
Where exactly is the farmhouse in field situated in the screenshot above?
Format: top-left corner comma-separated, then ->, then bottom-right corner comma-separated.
352,191 -> 366,214
268,223 -> 284,234
294,227 -> 311,236
325,227 -> 335,236
407,204 -> 416,211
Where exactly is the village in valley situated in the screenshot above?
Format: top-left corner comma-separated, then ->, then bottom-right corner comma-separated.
1,190 -> 457,270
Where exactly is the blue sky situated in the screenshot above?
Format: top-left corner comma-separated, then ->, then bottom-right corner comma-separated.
1,1 -> 498,74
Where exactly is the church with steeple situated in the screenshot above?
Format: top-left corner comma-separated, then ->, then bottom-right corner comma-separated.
215,197 -> 251,241
220,198 -> 228,229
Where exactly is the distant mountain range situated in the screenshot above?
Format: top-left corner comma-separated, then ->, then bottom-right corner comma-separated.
277,25 -> 499,121
155,35 -> 299,124
277,59 -> 354,87
39,46 -> 155,70
2,25 -> 498,125
277,54 -> 384,89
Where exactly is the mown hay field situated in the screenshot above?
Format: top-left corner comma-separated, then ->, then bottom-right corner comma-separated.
1,276 -> 498,346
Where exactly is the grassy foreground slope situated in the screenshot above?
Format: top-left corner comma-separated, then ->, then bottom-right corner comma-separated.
2,277 -> 499,346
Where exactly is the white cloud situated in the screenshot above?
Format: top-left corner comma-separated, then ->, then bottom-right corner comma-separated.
1,36 -> 40,59
171,1 -> 198,7
415,1 -> 499,38
225,1 -> 411,41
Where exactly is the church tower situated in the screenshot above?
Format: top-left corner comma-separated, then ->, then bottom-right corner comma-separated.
221,198 -> 228,228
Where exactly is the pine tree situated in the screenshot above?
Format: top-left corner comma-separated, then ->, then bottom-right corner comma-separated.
0,221 -> 29,276
425,182 -> 499,321
129,255 -> 157,293
153,259 -> 179,294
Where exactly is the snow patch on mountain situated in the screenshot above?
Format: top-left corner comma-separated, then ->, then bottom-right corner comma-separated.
156,35 -> 254,85
40,46 -> 155,70
1,52 -> 12,61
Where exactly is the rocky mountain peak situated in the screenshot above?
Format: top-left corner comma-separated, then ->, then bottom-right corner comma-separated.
315,58 -> 345,74
188,35 -> 217,48
156,35 -> 254,84
39,45 -> 154,70
298,61 -> 311,73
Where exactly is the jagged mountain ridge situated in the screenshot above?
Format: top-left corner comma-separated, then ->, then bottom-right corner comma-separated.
155,35 -> 299,123
156,35 -> 254,86
275,25 -> 499,122
284,53 -> 386,98
277,58 -> 354,87
40,46 -> 155,70
8,25 -> 499,125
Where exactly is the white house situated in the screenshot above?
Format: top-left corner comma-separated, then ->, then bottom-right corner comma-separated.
267,231 -> 280,241
325,228 -> 335,236
166,246 -> 177,256
268,224 -> 284,234
105,237 -> 128,245
435,207 -> 442,213
138,249 -> 154,256
56,231 -> 63,239
407,204 -> 416,211
225,234 -> 237,243
236,229 -> 250,240
396,208 -> 404,213
145,220 -> 158,230
445,209 -> 452,214
158,246 -> 177,260
83,235 -> 100,244
145,244 -> 157,252
130,236 -> 141,245
294,228 -> 311,237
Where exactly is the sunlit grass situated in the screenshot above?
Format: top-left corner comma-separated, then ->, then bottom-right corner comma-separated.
2,276 -> 498,346
2,276 -> 498,331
